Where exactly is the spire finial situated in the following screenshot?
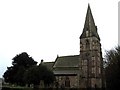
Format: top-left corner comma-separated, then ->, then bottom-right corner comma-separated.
88,3 -> 91,11
88,3 -> 90,7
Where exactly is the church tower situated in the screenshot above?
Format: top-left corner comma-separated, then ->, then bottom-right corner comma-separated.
79,4 -> 104,88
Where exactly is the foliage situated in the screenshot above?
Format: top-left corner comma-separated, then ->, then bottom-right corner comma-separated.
105,46 -> 120,89
3,52 -> 37,85
3,52 -> 55,87
24,64 -> 55,87
12,52 -> 37,68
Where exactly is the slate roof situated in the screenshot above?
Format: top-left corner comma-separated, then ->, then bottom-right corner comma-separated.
53,55 -> 80,68
42,55 -> 80,75
42,62 -> 54,70
53,55 -> 80,75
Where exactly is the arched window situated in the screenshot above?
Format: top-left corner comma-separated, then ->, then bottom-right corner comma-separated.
65,76 -> 70,87
92,67 -> 96,74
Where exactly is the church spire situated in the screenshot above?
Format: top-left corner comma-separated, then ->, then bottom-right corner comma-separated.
80,4 -> 100,40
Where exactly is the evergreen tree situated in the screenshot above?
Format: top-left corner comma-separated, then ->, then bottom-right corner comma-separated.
105,46 -> 120,89
3,52 -> 37,85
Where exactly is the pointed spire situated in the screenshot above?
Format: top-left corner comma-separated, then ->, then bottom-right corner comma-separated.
80,4 -> 100,40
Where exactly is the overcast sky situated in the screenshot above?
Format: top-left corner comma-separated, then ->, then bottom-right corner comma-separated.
0,0 -> 118,78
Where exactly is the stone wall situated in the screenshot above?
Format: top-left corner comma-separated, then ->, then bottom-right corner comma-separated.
55,75 -> 78,88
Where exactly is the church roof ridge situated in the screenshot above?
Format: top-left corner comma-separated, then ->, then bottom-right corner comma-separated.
57,55 -> 79,58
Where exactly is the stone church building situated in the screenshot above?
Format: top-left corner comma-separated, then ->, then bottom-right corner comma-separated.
42,4 -> 105,89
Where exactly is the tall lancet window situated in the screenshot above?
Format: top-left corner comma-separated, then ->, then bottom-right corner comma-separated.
65,76 -> 70,87
86,39 -> 90,50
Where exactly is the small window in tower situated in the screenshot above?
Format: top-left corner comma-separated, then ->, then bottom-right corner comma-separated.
92,56 -> 95,60
84,60 -> 87,65
82,60 -> 87,66
92,67 -> 96,74
93,41 -> 95,45
86,39 -> 90,49
92,60 -> 96,66
92,56 -> 96,66
92,41 -> 95,49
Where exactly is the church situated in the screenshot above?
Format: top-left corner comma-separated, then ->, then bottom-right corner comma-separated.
42,4 -> 105,89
